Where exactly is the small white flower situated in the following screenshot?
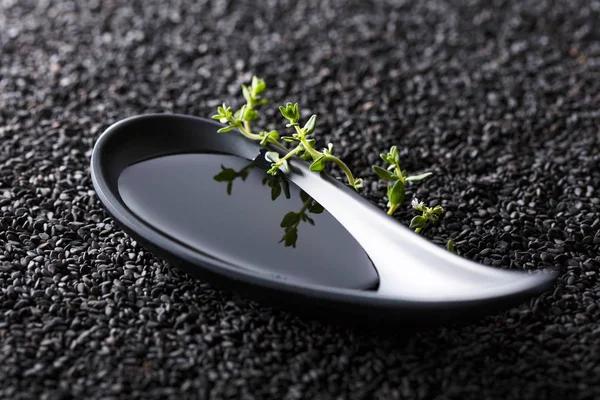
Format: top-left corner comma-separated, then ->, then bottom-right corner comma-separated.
411,198 -> 419,208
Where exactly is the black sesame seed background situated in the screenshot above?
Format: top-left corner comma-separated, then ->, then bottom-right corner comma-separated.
1,0 -> 600,399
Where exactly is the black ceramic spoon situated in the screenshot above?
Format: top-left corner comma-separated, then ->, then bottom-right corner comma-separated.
91,114 -> 557,326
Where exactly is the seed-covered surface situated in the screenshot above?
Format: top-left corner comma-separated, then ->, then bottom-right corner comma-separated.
1,0 -> 600,399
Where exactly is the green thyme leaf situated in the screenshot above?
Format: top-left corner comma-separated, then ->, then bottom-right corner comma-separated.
309,156 -> 326,172
353,178 -> 364,190
409,215 -> 427,229
267,164 -> 280,175
251,76 -> 266,95
278,105 -> 288,119
303,114 -> 317,135
300,151 -> 312,161
268,130 -> 279,140
372,165 -> 396,181
389,180 -> 405,205
390,146 -> 399,163
242,84 -> 252,103
217,126 -> 234,133
406,172 -> 433,182
242,108 -> 259,121
447,239 -> 455,254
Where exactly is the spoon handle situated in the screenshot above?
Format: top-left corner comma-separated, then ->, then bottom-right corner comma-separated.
284,157 -> 556,301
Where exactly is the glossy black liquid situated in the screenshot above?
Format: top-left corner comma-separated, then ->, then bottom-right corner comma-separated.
118,153 -> 378,290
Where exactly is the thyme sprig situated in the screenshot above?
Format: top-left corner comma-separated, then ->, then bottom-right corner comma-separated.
213,76 -> 451,242
212,77 -> 362,190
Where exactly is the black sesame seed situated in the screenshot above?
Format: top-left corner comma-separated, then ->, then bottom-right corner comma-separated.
1,1 -> 599,398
